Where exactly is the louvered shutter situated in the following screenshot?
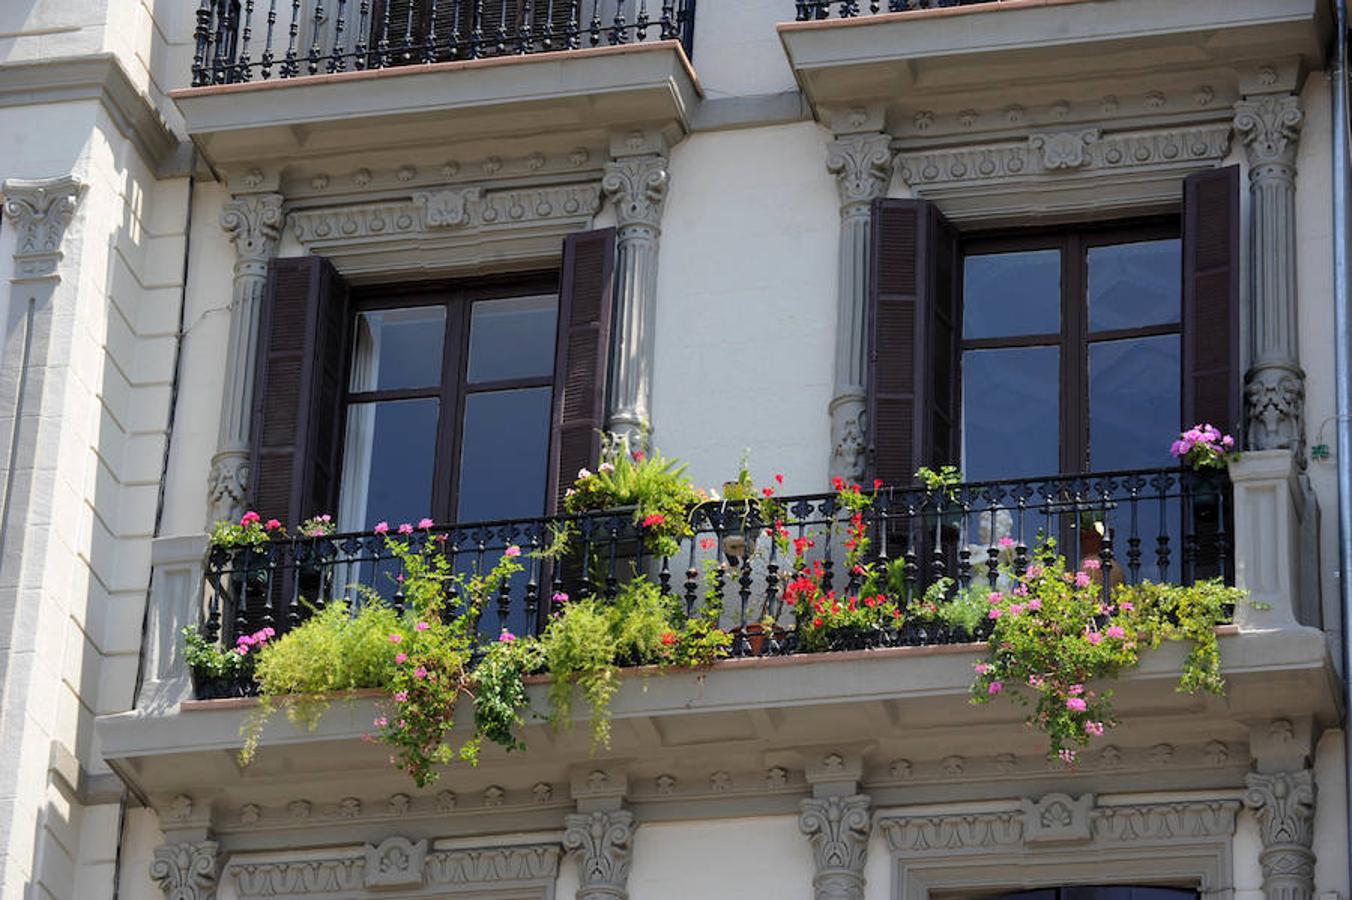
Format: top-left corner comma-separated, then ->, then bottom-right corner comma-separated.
1181,165 -> 1241,437
250,256 -> 350,527
867,199 -> 961,487
547,228 -> 616,514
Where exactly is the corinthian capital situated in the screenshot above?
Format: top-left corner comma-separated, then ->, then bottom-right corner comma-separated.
2,175 -> 86,281
1234,95 -> 1304,170
826,133 -> 893,211
1244,769 -> 1316,900
799,794 -> 872,900
221,193 -> 284,265
149,841 -> 219,900
602,156 -> 669,232
563,809 -> 634,900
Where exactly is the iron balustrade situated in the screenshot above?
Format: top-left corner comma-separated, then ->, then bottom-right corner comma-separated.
197,466 -> 1232,697
794,0 -> 1000,19
192,0 -> 698,86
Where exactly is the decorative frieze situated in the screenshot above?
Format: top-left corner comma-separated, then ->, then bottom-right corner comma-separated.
150,841 -> 220,900
799,794 -> 872,900
563,808 -> 635,900
2,175 -> 85,282
1244,769 -> 1317,900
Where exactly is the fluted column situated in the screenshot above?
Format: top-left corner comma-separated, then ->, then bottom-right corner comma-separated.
1243,769 -> 1316,900
601,146 -> 669,451
799,793 -> 872,900
563,808 -> 634,900
208,193 -> 283,525
826,132 -> 893,483
1234,94 -> 1305,457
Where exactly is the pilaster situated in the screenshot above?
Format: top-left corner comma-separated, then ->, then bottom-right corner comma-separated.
825,109 -> 893,483
799,748 -> 873,900
602,131 -> 670,450
150,840 -> 220,900
1234,93 -> 1305,458
1244,769 -> 1317,900
562,808 -> 635,900
209,191 -> 283,525
2,175 -> 86,284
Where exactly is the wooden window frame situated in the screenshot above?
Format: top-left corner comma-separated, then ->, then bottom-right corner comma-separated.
959,216 -> 1181,476
342,270 -> 560,525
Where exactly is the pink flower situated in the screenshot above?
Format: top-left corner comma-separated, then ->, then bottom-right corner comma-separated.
415,621 -> 429,632
1027,598 -> 1042,611
397,522 -> 413,535
1068,684 -> 1085,696
1009,604 -> 1025,616
1066,697 -> 1088,712
395,652 -> 407,664
987,681 -> 1003,695
1118,600 -> 1134,612
1105,625 -> 1126,639
1086,631 -> 1103,645
1012,585 -> 1028,597
373,716 -> 388,728
393,690 -> 408,702
974,662 -> 990,675
413,666 -> 428,679
987,591 -> 1003,605
1026,565 -> 1043,579
373,521 -> 389,534
1028,674 -> 1044,688
641,513 -> 666,528
1081,558 -> 1101,570
1098,603 -> 1114,615
1074,571 -> 1091,588
265,518 -> 281,531
988,607 -> 1003,620
389,633 -> 403,644
418,517 -> 435,529
499,631 -> 516,643
240,511 -> 261,526
999,536 -> 1016,549
1085,720 -> 1105,736
504,545 -> 521,558
552,591 -> 569,603
1059,748 -> 1078,764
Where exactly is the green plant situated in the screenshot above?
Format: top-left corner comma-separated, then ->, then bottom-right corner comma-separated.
181,625 -> 270,682
209,509 -> 282,551
915,465 -> 963,497
1170,424 -> 1239,471
472,634 -> 543,755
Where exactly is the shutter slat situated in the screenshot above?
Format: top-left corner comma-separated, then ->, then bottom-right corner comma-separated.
547,228 -> 616,514
1182,165 -> 1241,436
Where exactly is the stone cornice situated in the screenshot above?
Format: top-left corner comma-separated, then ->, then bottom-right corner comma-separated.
0,54 -> 187,176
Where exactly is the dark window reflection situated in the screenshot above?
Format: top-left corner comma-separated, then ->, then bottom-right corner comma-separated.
1087,239 -> 1181,332
980,887 -> 1196,900
963,249 -> 1061,339
467,295 -> 558,383
349,307 -> 445,391
339,398 -> 438,529
1089,335 -> 1180,471
457,387 -> 553,521
962,346 -> 1059,481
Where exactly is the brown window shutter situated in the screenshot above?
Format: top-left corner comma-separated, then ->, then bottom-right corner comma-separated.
1181,165 -> 1241,437
867,199 -> 961,486
547,228 -> 616,514
250,256 -> 351,527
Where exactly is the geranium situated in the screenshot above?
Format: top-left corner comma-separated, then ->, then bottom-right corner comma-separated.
1171,423 -> 1238,470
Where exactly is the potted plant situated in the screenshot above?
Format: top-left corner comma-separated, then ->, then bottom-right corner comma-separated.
181,624 -> 272,699
207,510 -> 285,640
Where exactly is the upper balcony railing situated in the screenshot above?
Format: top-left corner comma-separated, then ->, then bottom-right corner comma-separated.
196,466 -> 1232,698
793,0 -> 999,20
191,0 -> 698,87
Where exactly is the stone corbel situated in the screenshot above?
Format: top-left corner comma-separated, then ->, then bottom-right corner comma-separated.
602,131 -> 670,451
209,191 -> 284,525
2,175 -> 86,283
824,106 -> 893,484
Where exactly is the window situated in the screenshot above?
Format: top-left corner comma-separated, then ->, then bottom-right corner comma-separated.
960,223 -> 1182,484
337,277 -> 559,532
978,888 -> 1197,900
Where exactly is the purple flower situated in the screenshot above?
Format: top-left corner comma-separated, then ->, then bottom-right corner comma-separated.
987,681 -> 1003,695
499,631 -> 516,643
1066,697 -> 1088,712
415,621 -> 429,632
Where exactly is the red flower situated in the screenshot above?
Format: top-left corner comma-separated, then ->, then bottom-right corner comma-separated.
631,450 -> 645,462
240,511 -> 260,526
641,513 -> 666,528
700,537 -> 716,551
774,473 -> 784,485
792,536 -> 814,557
762,487 -> 774,498
660,631 -> 677,646
831,476 -> 846,491
813,617 -> 824,628
264,518 -> 281,531
874,478 -> 884,490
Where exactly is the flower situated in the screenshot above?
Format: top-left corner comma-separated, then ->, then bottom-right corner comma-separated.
395,652 -> 407,664
240,511 -> 261,526
762,487 -> 774,498
265,518 -> 281,531
631,450 -> 645,462
1118,600 -> 1134,612
660,631 -> 677,646
397,522 -> 413,535
393,690 -> 408,702
641,513 -> 666,528
1081,557 -> 1101,570
1085,720 -> 1105,736
775,473 -> 785,485
504,545 -> 521,558
1027,598 -> 1042,611
418,518 -> 435,529
1009,604 -> 1025,616
998,536 -> 1016,549
874,478 -> 884,491
1066,697 -> 1088,712
1105,625 -> 1126,639
1074,571 -> 1091,588
1068,684 -> 1085,696
577,467 -> 592,479
987,681 -> 1003,695
987,591 -> 1003,605
1086,631 -> 1103,645
416,621 -> 429,632
413,666 -> 428,679
974,662 -> 990,675
700,537 -> 716,551
552,591 -> 570,603
832,476 -> 846,491
598,461 -> 615,474
373,521 -> 389,534
1059,748 -> 1078,764
499,631 -> 516,643
373,716 -> 388,728
988,607 -> 1003,620
1026,565 -> 1043,579
389,633 -> 402,644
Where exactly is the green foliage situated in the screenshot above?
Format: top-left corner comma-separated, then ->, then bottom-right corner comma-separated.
208,510 -> 280,550
473,636 -> 543,755
915,465 -> 963,496
542,598 -> 621,748
182,626 -> 251,681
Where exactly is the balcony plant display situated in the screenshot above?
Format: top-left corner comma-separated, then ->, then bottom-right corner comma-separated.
915,465 -> 965,533
1170,423 -> 1238,471
181,624 -> 274,699
969,539 -> 1245,764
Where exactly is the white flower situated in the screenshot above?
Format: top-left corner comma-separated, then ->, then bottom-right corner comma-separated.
577,468 -> 592,479
565,488 -> 576,497
598,462 -> 615,474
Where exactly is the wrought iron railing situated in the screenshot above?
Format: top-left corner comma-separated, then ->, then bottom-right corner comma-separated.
195,467 -> 1232,697
191,0 -> 698,86
794,0 -> 999,20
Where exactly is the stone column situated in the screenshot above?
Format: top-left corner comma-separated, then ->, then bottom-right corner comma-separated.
208,192 -> 284,525
1234,94 -> 1305,457
799,794 -> 872,900
1243,769 -> 1316,900
602,133 -> 670,451
825,118 -> 894,483
563,808 -> 634,900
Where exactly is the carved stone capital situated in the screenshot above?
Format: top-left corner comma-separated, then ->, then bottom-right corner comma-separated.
1235,95 -> 1304,172
1245,366 -> 1306,455
602,155 -> 669,234
208,449 -> 251,527
150,841 -> 220,900
1244,769 -> 1316,900
826,133 -> 893,212
829,395 -> 867,485
2,175 -> 85,281
799,794 -> 871,900
564,808 -> 635,900
221,193 -> 284,266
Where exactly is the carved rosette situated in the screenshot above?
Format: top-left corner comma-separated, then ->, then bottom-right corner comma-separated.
563,809 -> 635,900
602,155 -> 670,236
150,841 -> 220,900
799,795 -> 872,900
2,175 -> 86,281
826,133 -> 894,215
1244,770 -> 1316,900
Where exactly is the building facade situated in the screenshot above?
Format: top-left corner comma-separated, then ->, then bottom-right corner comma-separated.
0,1 -> 1347,898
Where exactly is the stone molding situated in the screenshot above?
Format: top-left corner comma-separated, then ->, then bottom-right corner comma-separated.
229,841 -> 560,897
563,808 -> 635,900
222,193 -> 285,267
2,175 -> 86,282
150,840 -> 220,900
1244,769 -> 1316,900
799,794 -> 872,900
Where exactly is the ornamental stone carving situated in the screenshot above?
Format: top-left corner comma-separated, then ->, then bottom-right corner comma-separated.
2,175 -> 85,281
221,193 -> 284,264
799,794 -> 872,900
1244,770 -> 1316,900
413,187 -> 481,227
364,836 -> 426,890
1029,129 -> 1100,169
1234,96 -> 1305,170
150,841 -> 220,900
602,155 -> 670,232
564,808 -> 635,900
826,133 -> 894,211
1021,793 -> 1094,844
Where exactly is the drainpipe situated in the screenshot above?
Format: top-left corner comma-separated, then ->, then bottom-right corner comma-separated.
1333,1 -> 1352,892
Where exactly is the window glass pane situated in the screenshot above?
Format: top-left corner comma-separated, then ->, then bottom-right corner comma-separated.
457,387 -> 553,521
1087,238 -> 1181,332
349,307 -> 445,391
337,398 -> 439,530
467,295 -> 559,383
1089,334 -> 1180,471
962,346 -> 1060,481
963,249 -> 1061,339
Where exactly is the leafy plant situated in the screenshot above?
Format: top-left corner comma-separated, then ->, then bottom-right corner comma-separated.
1170,424 -> 1239,471
182,625 -> 273,683
209,509 -> 282,551
915,465 -> 963,497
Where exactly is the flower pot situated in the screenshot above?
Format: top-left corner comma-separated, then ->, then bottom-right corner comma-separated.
730,623 -> 788,656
